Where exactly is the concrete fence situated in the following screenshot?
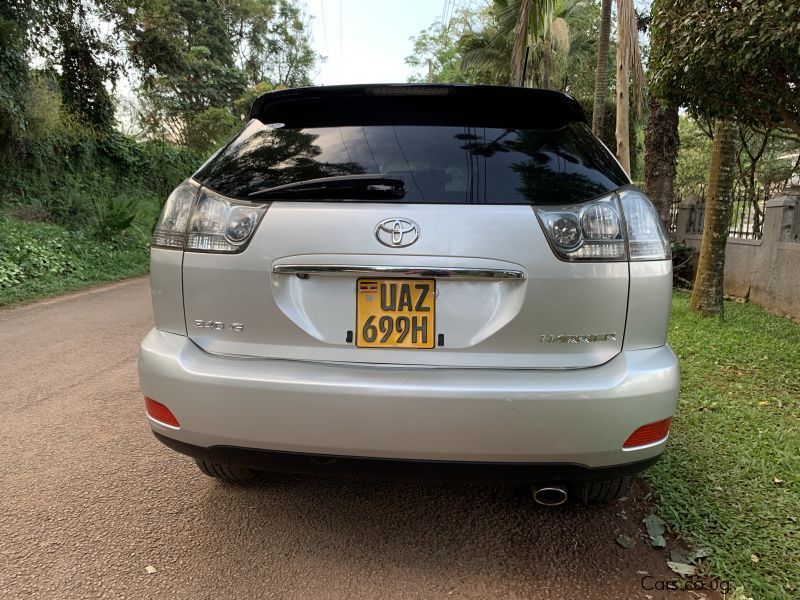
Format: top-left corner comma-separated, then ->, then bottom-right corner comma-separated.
675,187 -> 800,321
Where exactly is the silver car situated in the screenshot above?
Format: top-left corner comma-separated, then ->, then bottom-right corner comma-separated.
138,84 -> 678,505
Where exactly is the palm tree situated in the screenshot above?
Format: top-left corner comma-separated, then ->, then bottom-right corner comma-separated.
503,0 -> 550,85
460,0 -> 586,90
614,0 -> 643,175
590,0 -> 612,136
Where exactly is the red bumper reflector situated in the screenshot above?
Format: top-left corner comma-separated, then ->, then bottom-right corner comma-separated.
623,417 -> 671,449
144,397 -> 180,427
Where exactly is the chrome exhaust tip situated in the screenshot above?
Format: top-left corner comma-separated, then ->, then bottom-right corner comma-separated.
532,483 -> 568,506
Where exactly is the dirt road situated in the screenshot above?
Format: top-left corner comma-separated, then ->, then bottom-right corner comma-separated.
0,278 -> 704,599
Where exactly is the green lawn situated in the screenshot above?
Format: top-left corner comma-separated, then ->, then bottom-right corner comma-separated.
649,292 -> 800,599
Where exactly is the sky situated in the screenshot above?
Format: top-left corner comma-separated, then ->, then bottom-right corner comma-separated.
305,0 -> 454,85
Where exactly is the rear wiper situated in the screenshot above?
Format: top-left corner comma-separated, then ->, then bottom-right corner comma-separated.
248,174 -> 406,200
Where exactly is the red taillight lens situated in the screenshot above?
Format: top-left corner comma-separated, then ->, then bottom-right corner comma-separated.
623,417 -> 671,449
144,397 -> 180,427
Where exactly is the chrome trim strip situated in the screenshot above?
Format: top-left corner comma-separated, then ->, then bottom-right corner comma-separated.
272,264 -> 526,280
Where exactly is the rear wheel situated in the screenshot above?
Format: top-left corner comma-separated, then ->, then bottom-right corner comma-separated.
579,477 -> 632,504
195,459 -> 257,483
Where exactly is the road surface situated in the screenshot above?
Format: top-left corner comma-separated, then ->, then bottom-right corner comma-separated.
0,278 -> 704,599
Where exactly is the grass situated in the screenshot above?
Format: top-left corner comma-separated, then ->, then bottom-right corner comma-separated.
0,198 -> 158,307
649,292 -> 800,599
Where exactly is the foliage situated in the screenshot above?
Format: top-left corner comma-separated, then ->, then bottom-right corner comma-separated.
651,0 -> 800,136
90,195 -> 138,242
124,0 -> 316,148
670,239 -> 696,288
53,2 -> 119,131
675,116 -> 714,199
463,0 -> 600,95
229,0 -> 316,87
234,81 -> 275,121
0,0 -> 30,143
0,215 -> 153,305
185,107 -> 240,155
405,4 -> 505,84
0,75 -> 202,232
406,0 -> 601,100
674,116 -> 800,220
650,293 -> 800,599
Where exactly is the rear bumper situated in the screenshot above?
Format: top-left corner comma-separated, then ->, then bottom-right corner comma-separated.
138,329 -> 679,471
154,431 -> 661,485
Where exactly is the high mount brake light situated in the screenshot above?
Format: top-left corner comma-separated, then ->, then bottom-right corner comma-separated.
535,188 -> 671,262
152,180 -> 268,253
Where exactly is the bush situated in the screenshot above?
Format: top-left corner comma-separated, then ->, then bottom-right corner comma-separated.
671,239 -> 697,289
0,73 -> 203,234
0,216 -> 152,305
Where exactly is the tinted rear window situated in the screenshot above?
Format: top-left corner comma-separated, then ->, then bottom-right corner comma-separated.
195,120 -> 628,205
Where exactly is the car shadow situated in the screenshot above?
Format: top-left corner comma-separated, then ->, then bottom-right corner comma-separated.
183,472 -> 700,598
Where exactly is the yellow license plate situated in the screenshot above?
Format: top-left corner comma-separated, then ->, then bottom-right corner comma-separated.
356,279 -> 435,348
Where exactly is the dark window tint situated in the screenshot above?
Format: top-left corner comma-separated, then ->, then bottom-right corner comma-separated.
195,120 -> 628,205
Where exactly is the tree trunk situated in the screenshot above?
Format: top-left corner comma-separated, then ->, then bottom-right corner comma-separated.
689,120 -> 737,318
643,95 -> 679,226
615,33 -> 630,175
542,36 -> 552,90
591,0 -> 612,136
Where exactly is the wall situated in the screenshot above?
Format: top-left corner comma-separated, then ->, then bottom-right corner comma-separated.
675,188 -> 800,321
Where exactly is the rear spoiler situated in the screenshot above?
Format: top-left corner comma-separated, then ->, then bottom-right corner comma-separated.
249,84 -> 587,131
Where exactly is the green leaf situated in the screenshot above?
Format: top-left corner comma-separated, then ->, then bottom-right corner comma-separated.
644,514 -> 667,548
667,561 -> 698,577
616,534 -> 635,549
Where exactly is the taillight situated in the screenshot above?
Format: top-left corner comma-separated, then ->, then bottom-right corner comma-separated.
152,180 -> 268,253
152,180 -> 199,249
534,193 -> 626,261
618,188 -> 671,261
534,188 -> 671,262
186,187 -> 268,252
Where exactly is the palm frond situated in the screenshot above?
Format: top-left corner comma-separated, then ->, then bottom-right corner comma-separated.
550,17 -> 570,54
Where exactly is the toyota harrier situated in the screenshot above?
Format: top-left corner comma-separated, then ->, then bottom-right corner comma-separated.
138,84 -> 678,505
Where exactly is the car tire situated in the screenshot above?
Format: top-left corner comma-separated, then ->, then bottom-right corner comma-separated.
579,477 -> 632,504
195,459 -> 257,483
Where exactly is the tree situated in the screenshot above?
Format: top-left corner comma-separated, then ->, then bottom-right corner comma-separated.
12,0 -> 122,133
651,0 -> 800,317
0,0 -> 30,145
124,0 -> 316,148
405,4 -> 505,84
455,0 -> 596,94
227,0 -> 316,88
589,0 -> 611,136
644,96 -> 679,225
643,1 -> 678,226
54,1 -> 118,132
689,120 -> 737,316
613,0 -> 643,175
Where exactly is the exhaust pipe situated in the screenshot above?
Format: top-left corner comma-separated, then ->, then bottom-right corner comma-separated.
532,483 -> 568,506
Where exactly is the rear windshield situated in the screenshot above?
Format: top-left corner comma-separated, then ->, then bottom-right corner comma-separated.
195,120 -> 628,205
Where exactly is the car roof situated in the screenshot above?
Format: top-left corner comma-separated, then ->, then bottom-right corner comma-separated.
249,84 -> 587,130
